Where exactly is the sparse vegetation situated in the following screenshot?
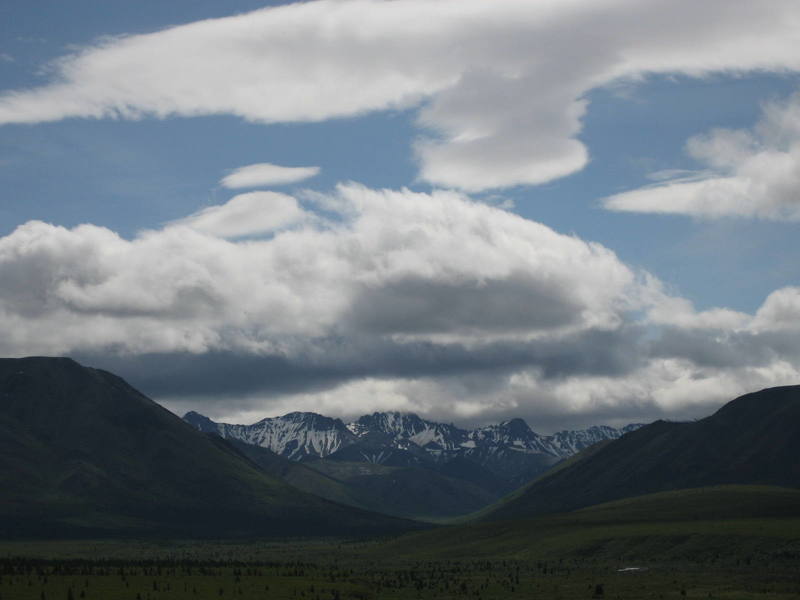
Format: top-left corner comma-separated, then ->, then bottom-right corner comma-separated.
2,486 -> 799,599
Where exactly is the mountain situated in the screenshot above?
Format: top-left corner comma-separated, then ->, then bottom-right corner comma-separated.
483,385 -> 800,521
306,459 -> 499,519
0,357 -> 420,538
227,437 -> 506,519
348,412 -> 467,451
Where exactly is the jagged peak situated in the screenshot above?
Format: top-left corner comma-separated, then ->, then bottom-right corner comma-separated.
182,411 -> 219,433
183,410 -> 208,419
498,417 -> 532,430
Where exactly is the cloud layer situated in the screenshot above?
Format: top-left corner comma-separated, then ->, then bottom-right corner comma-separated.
2,184 -> 799,427
0,185 -> 639,356
1,0 -> 799,191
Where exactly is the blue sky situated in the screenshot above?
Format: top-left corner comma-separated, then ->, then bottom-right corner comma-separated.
1,0 -> 799,430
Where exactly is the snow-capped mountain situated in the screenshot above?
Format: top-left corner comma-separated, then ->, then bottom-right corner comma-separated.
184,410 -> 355,461
184,409 -> 641,465
348,412 -> 468,451
467,418 -> 556,455
546,423 -> 642,456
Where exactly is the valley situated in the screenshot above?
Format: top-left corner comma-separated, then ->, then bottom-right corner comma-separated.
1,357 -> 799,599
184,406 -> 641,519
3,485 -> 800,599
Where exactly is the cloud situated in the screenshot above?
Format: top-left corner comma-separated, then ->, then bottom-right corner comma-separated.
2,182 -> 800,427
752,286 -> 800,332
154,351 -> 800,432
173,191 -> 309,238
641,276 -> 751,330
0,184 -> 640,357
604,92 -> 800,219
1,1 -> 799,191
220,163 -> 320,189
3,178 -> 800,430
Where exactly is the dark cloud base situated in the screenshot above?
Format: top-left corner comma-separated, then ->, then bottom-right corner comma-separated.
74,325 -> 646,402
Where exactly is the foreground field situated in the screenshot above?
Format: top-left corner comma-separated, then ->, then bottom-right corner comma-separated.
2,554 -> 799,600
2,486 -> 799,600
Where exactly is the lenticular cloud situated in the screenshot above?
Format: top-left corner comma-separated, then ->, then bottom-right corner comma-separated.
1,0 -> 799,191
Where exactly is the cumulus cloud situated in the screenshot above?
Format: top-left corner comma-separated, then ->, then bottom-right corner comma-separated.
174,191 -> 309,238
641,276 -> 751,330
605,92 -> 800,219
1,0 -> 799,191
0,184 -> 640,358
220,163 -> 320,189
2,182 -> 799,427
751,286 -> 800,332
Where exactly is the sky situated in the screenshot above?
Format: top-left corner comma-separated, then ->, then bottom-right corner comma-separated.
2,0 -> 800,432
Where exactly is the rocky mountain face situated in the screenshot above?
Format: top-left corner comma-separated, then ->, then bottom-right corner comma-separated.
184,411 -> 356,461
183,409 -> 642,492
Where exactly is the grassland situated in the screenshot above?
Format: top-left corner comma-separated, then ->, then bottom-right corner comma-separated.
2,486 -> 799,599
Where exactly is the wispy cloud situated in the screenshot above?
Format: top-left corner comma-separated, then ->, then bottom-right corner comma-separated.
605,92 -> 800,220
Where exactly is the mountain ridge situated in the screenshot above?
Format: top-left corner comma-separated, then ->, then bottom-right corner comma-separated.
184,409 -> 642,465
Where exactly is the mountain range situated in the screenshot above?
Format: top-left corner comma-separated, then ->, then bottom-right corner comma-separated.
183,409 -> 641,517
184,410 -> 640,464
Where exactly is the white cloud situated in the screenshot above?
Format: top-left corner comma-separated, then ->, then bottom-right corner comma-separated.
604,92 -> 800,219
1,1 -> 799,191
0,184 -> 641,357
174,191 -> 309,238
220,163 -> 320,189
751,286 -> 800,332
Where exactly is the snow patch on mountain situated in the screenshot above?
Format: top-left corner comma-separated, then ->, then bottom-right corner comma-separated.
187,411 -> 355,460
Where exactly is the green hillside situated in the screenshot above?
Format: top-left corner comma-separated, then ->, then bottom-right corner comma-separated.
233,440 -> 499,520
482,385 -> 800,521
382,485 -> 800,561
0,357 -> 422,538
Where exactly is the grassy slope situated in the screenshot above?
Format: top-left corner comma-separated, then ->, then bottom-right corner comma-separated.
379,485 -> 800,560
481,385 -> 800,521
307,459 -> 499,519
233,440 -> 499,519
0,357 -> 422,538
228,439 -> 373,510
